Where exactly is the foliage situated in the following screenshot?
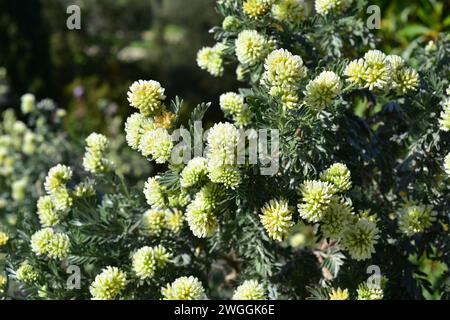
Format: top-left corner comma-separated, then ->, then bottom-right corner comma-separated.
1,0 -> 449,300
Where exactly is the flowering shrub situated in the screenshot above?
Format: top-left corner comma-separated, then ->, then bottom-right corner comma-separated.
1,0 -> 449,300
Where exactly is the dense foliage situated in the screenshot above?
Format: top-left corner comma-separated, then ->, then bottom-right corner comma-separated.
0,0 -> 449,300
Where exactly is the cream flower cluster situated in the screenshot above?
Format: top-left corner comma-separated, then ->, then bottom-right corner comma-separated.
16,262 -> 39,284
124,113 -> 156,150
185,183 -> 223,238
296,164 -> 379,260
143,177 -> 167,208
139,127 -> 173,164
132,245 -> 172,280
439,86 -> 450,131
0,275 -> 6,294
0,231 -> 9,246
329,287 -> 349,300
320,162 -> 352,192
235,30 -> 274,66
272,0 -> 305,23
445,152 -> 450,177
262,48 -> 307,109
315,0 -> 352,16
297,180 -> 337,223
206,122 -> 242,189
11,177 -> 27,201
232,280 -> 266,300
161,276 -> 206,300
304,71 -> 342,110
342,218 -> 379,261
36,196 -> 60,227
164,209 -> 185,233
43,164 -> 73,212
197,43 -> 227,77
243,0 -> 274,18
397,203 -> 437,236
259,198 -> 294,241
142,208 -> 185,236
127,80 -> 166,117
126,81 -> 174,164
20,93 -> 36,114
219,92 -> 252,126
180,157 -> 209,188
142,208 -> 167,236
356,282 -> 384,300
82,132 -> 111,174
30,228 -> 70,260
90,266 -> 127,300
345,50 -> 419,94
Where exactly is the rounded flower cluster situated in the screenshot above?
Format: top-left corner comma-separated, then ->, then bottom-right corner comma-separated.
357,283 -> 383,300
385,55 -> 418,93
16,263 -> 39,284
161,276 -> 206,300
207,164 -> 241,189
143,177 -> 166,209
259,198 -> 294,241
320,163 -> 352,192
185,184 -> 222,238
197,43 -> 227,77
11,178 -> 27,201
180,157 -> 208,188
345,50 -> 419,94
37,196 -> 59,227
0,232 -> 9,246
346,50 -> 390,90
21,93 -> 36,114
185,199 -> 218,238
222,16 -> 240,31
445,152 -> 450,177
44,164 -> 72,195
342,219 -> 379,261
206,122 -> 240,166
297,180 -> 336,223
315,0 -> 352,15
271,0 -> 305,23
232,280 -> 266,300
219,92 -> 252,126
139,127 -> 173,164
132,245 -> 171,280
235,30 -> 273,66
142,209 -> 166,236
90,266 -> 127,300
304,71 -> 342,110
82,132 -> 111,174
124,113 -> 156,150
439,95 -> 450,131
321,198 -> 354,238
30,228 -> 70,260
165,209 -> 185,233
0,275 -> 6,293
43,164 -> 73,211
243,0 -> 272,18
329,287 -> 349,300
127,80 -> 166,117
263,49 -> 307,109
397,204 -> 437,236
392,65 -> 420,94
206,122 -> 241,189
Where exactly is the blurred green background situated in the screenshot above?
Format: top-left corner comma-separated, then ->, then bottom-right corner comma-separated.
0,0 -> 449,137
